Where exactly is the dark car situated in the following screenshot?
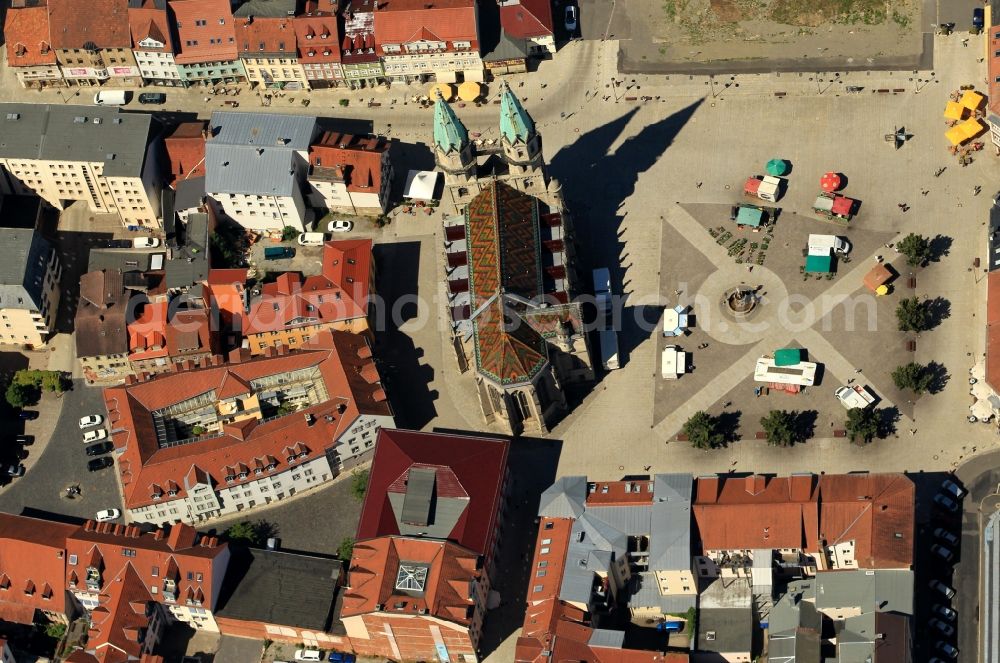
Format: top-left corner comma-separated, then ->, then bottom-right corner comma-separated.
87,457 -> 113,472
138,92 -> 167,105
17,410 -> 38,420
264,246 -> 296,260
15,449 -> 28,460
6,464 -> 24,478
14,435 -> 33,446
85,442 -> 113,457
974,7 -> 985,29
104,239 -> 133,249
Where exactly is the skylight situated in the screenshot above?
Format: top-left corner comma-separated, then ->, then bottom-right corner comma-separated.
395,564 -> 428,592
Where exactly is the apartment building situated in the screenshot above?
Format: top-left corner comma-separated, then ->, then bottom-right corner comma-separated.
205,111 -> 318,231
0,229 -> 61,349
0,104 -> 162,228
3,2 -> 64,89
498,0 -> 555,58
307,132 -> 393,215
169,0 -> 246,85
75,269 -> 135,383
234,0 -> 308,90
163,121 -> 209,188
128,303 -> 217,375
48,0 -> 142,86
339,0 -> 384,88
374,0 -> 482,84
128,0 -> 183,86
244,240 -> 373,354
103,330 -> 394,525
293,5 -> 344,89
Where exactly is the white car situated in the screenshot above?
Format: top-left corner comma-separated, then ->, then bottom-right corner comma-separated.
83,429 -> 108,443
294,650 -> 322,662
95,509 -> 120,522
79,415 -> 104,429
133,237 -> 160,249
328,219 -> 354,233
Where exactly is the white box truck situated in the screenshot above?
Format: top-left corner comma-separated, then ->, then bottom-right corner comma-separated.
94,90 -> 128,106
808,234 -> 851,256
835,385 -> 876,409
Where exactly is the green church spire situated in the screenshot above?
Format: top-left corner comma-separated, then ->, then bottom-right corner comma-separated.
433,91 -> 468,153
499,80 -> 535,145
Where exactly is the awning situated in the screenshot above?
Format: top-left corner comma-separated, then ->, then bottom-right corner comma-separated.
958,117 -> 985,140
863,263 -> 893,292
430,82 -> 454,101
464,69 -> 485,83
458,81 -> 482,102
831,196 -> 853,216
960,89 -> 985,111
403,170 -> 440,201
735,206 -> 763,227
766,159 -> 789,176
944,101 -> 966,121
435,71 -> 458,84
804,255 -> 833,273
820,171 -> 841,192
774,348 -> 802,366
945,125 -> 965,146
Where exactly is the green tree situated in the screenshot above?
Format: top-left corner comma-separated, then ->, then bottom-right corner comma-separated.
40,371 -> 68,393
895,297 -> 928,332
337,536 -> 355,560
224,521 -> 260,546
351,468 -> 370,501
897,233 -> 932,266
44,622 -> 67,640
892,362 -> 933,394
682,411 -> 724,450
845,407 -> 880,444
281,226 -> 299,242
760,410 -> 797,447
5,381 -> 34,408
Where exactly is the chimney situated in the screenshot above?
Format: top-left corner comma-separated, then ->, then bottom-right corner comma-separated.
84,520 -> 97,532
227,348 -> 244,364
167,524 -> 197,551
154,529 -> 166,541
745,474 -> 767,496
697,475 -> 719,502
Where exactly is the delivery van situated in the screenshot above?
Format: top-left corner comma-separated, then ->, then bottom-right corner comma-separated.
93,90 -> 129,106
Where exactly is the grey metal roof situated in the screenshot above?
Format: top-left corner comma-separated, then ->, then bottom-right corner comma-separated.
0,229 -> 52,311
0,104 -> 152,178
537,475 -> 587,519
233,0 -> 298,17
626,572 -> 695,613
814,570 -> 913,615
769,581 -> 823,663
215,547 -> 341,631
88,249 -> 156,274
205,111 -> 317,196
400,467 -> 437,527
484,28 -> 528,63
174,176 -> 207,212
649,473 -> 692,571
697,607 -> 752,655
388,491 -> 469,540
588,629 -> 625,649
166,212 -> 209,292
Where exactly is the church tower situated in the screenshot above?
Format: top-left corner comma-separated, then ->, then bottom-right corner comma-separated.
499,80 -> 546,198
433,91 -> 476,211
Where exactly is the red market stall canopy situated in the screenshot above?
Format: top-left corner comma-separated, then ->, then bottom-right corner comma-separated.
820,171 -> 842,192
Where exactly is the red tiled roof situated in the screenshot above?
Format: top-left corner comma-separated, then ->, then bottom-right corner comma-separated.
373,0 -> 478,54
235,16 -> 297,56
205,274 -> 247,334
165,308 -> 215,358
0,513 -> 76,620
104,330 -> 391,510
4,6 -> 57,67
164,121 -> 208,186
128,0 -> 174,52
310,132 -> 388,194
500,0 -> 553,39
988,272 -> 1000,393
128,300 -> 168,359
48,0 -> 130,50
990,23 -> 1000,118
356,429 -> 509,557
341,536 -> 480,622
293,12 -> 341,64
85,564 -> 154,663
244,240 -> 372,335
169,0 -> 237,65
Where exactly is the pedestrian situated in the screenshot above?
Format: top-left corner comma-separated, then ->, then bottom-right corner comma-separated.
696,182 -> 703,188
855,368 -> 862,373
921,190 -> 929,196
847,378 -> 855,385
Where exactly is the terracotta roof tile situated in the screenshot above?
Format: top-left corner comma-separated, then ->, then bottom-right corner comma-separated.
4,6 -> 57,67
164,121 -> 208,186
235,16 -> 296,56
128,1 -> 174,52
293,12 -> 341,63
48,0 -> 130,49
309,132 -> 388,194
500,0 -> 553,39
169,0 -> 238,64
373,0 -> 478,54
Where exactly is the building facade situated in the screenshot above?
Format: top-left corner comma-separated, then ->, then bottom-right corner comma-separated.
374,0 -> 482,85
3,4 -> 65,89
0,230 -> 61,349
294,7 -> 344,89
49,0 -> 142,87
307,132 -> 393,215
169,0 -> 246,86
498,0 -> 556,58
233,0 -> 309,91
129,0 -> 184,86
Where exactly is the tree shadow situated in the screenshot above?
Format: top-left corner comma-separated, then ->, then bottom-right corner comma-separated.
923,296 -> 951,330
793,410 -> 818,442
715,409 -> 742,446
877,406 -> 901,438
928,234 -> 953,262
925,361 -> 950,395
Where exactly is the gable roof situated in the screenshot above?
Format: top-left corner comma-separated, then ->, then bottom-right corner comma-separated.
48,0 -> 131,49
309,132 -> 388,194
293,11 -> 341,64
128,0 -> 174,51
234,16 -> 297,57
356,429 -> 509,556
0,229 -> 53,312
164,121 -> 208,186
373,0 -> 479,53
0,513 -> 77,620
4,5 -> 57,67
85,564 -> 154,663
169,0 -> 238,64
499,0 -> 553,39
75,270 -> 132,359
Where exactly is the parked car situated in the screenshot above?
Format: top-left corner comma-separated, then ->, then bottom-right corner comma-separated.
929,618 -> 955,637
133,237 -> 160,248
18,411 -> 38,420
936,641 -> 958,658
83,429 -> 108,443
932,604 -> 957,622
87,457 -> 113,472
929,579 -> 956,599
95,508 -> 121,522
264,246 -> 295,260
297,232 -> 331,246
85,442 -> 113,456
974,7 -> 985,30
934,493 -> 959,513
328,219 -> 354,233
14,435 -> 33,446
941,479 -> 966,498
564,4 -> 577,31
328,653 -> 356,663
15,449 -> 28,460
930,544 -> 954,562
79,414 -> 104,429
294,650 -> 323,662
6,464 -> 24,478
138,92 -> 166,105
934,527 -> 959,546
104,239 -> 133,249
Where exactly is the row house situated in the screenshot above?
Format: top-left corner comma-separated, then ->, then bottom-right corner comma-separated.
235,0 -> 309,90
307,131 -> 393,215
243,240 -> 375,354
339,0 -> 384,88
48,0 -> 142,87
128,303 -> 218,375
129,0 -> 183,87
293,7 -> 345,88
498,0 -> 555,58
374,0 -> 482,85
0,227 -> 62,349
169,0 -> 246,86
0,104 -> 162,228
75,269 -> 136,383
103,329 -> 394,525
3,2 -> 64,89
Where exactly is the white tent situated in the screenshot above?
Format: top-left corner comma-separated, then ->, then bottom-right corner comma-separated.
403,170 -> 440,201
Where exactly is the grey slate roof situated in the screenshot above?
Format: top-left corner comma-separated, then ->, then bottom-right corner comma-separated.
165,212 -> 210,294
233,0 -> 298,17
215,547 -> 342,631
387,487 -> 469,540
205,111 -> 317,196
650,473 -> 692,571
0,104 -> 152,178
588,629 -> 625,649
814,569 -> 913,615
697,607 -> 752,655
0,229 -> 52,311
87,249 -> 157,274
174,176 -> 207,212
537,475 -> 587,519
484,28 -> 528,63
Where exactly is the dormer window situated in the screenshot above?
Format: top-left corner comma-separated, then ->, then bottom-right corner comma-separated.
225,474 -> 235,483
254,468 -> 263,475
308,51 -> 316,57
167,489 -> 178,496
298,451 -> 308,458
266,463 -> 276,471
14,44 -> 26,57
238,472 -> 248,479
286,455 -> 296,464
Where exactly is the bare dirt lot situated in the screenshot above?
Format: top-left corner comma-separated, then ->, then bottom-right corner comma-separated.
618,0 -> 929,74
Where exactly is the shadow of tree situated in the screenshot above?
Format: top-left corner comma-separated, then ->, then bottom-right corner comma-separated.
715,410 -> 742,446
928,234 -> 953,262
793,410 -> 818,442
925,361 -> 950,394
923,296 -> 951,330
877,406 -> 901,438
